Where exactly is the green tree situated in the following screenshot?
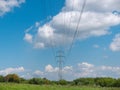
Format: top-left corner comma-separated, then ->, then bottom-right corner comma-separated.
113,78 -> 120,87
0,75 -> 4,82
95,77 -> 115,87
4,74 -> 20,83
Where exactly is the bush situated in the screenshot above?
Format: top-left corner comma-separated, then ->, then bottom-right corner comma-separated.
29,78 -> 50,85
58,80 -> 67,85
19,78 -> 28,83
73,78 -> 95,86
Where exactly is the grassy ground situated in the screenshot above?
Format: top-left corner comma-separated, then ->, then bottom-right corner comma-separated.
0,83 -> 120,90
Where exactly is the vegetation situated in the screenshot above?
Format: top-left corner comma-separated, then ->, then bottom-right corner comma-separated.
29,78 -> 50,85
4,74 -> 20,83
0,74 -> 120,88
0,83 -> 120,90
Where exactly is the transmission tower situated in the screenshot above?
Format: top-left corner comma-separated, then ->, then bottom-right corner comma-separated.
56,50 -> 65,80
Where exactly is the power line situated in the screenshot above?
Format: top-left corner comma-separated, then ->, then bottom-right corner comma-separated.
67,0 -> 75,37
50,0 -> 87,80
67,0 -> 87,56
43,0 -> 86,80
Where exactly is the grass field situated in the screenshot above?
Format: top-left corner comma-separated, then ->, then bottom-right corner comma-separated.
0,83 -> 120,90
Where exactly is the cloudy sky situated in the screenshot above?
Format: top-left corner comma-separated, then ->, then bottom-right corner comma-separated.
0,0 -> 120,80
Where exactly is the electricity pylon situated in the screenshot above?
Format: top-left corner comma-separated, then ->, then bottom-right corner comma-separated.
56,50 -> 65,80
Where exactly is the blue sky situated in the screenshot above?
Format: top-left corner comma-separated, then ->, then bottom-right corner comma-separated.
0,0 -> 120,80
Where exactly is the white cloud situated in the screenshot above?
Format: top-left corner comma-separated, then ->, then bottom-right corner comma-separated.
65,0 -> 120,12
21,73 -> 33,79
29,62 -> 120,80
24,33 -> 33,43
0,67 -> 25,75
35,22 -> 40,27
24,0 -> 120,49
110,34 -> 120,51
14,63 -> 120,80
63,66 -> 73,71
76,62 -> 94,77
44,64 -> 73,80
45,64 -> 54,72
45,64 -> 58,73
78,62 -> 94,68
45,64 -> 73,73
75,62 -> 120,78
34,42 -> 45,48
34,70 -> 44,75
0,0 -> 25,16
38,24 -> 54,38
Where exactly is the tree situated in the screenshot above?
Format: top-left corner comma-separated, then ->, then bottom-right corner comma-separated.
113,78 -> 120,87
95,77 -> 115,87
0,75 -> 4,82
4,74 -> 20,83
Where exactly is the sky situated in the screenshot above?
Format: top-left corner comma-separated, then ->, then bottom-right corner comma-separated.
0,0 -> 120,80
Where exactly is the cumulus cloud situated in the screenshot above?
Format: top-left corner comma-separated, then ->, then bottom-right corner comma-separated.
75,62 -> 94,77
110,34 -> 120,51
34,70 -> 44,75
1,64 -> 118,80
0,0 -> 25,16
32,70 -> 44,78
45,64 -> 73,74
0,67 -> 25,75
30,64 -> 73,80
63,66 -> 73,72
24,33 -> 33,43
24,0 -> 120,49
75,62 -> 120,78
29,62 -> 120,80
65,0 -> 120,12
45,64 -> 58,73
2,63 -> 119,80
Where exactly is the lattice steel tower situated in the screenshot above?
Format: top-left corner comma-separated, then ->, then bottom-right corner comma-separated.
56,50 -> 65,80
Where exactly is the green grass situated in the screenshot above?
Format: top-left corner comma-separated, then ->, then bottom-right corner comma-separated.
0,83 -> 119,90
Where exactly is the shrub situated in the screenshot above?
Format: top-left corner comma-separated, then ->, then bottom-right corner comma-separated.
29,78 -> 50,85
73,78 -> 95,86
58,80 -> 67,85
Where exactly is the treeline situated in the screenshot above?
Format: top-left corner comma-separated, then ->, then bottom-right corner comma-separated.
0,74 -> 120,87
